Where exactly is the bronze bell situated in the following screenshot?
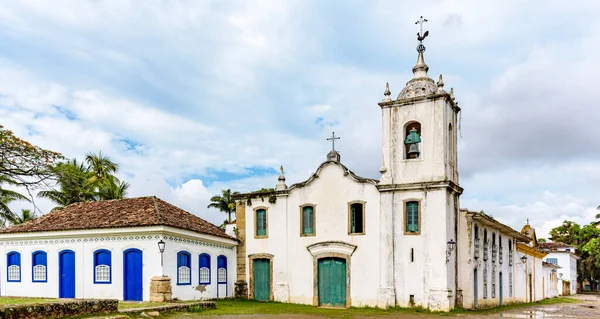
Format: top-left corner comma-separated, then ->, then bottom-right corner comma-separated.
408,143 -> 420,159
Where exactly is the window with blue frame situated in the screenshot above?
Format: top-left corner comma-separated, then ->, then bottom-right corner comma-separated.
94,249 -> 112,283
32,251 -> 47,282
7,251 -> 21,282
199,253 -> 211,284
177,251 -> 191,285
547,258 -> 558,265
217,255 -> 227,284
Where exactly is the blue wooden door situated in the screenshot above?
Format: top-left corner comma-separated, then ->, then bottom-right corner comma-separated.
123,249 -> 143,301
318,258 -> 346,307
59,250 -> 75,298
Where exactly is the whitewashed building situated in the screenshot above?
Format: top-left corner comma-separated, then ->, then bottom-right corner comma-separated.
233,35 -> 463,311
514,224 -> 547,303
0,196 -> 237,301
457,210 -> 532,309
542,261 -> 560,299
538,242 -> 579,295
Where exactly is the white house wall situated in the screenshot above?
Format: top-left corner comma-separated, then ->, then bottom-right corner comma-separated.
543,252 -> 577,295
0,227 -> 236,301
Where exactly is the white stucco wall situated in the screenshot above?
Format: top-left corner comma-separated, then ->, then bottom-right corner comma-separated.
458,212 -> 523,309
543,252 -> 577,295
244,162 -> 381,307
542,265 -> 559,298
513,250 -> 544,303
0,226 -> 236,301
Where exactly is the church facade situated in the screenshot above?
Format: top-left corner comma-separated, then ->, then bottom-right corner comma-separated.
233,40 -> 462,310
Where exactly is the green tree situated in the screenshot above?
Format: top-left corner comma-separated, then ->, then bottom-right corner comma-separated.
85,151 -> 119,185
9,209 -> 36,225
38,159 -> 96,210
97,179 -> 130,200
549,220 -> 600,291
537,238 -> 547,243
0,125 -> 62,189
207,189 -> 239,223
0,175 -> 30,226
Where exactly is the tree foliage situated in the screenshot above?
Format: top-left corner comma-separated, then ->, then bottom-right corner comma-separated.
0,125 -> 62,188
8,209 -> 36,225
549,220 -> 600,290
207,189 -> 239,223
0,125 -> 62,223
38,152 -> 129,210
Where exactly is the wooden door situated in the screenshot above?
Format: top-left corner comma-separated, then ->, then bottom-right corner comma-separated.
318,258 -> 346,307
59,250 -> 75,298
473,268 -> 478,309
253,259 -> 270,301
123,249 -> 143,301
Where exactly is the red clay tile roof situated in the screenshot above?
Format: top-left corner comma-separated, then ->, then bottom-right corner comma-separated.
538,242 -> 574,250
0,196 -> 233,240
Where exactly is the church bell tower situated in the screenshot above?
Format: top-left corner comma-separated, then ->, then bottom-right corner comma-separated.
376,17 -> 463,311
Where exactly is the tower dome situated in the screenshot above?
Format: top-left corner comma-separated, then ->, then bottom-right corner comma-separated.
397,49 -> 437,100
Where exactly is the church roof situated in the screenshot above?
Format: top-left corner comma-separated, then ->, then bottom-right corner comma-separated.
0,196 -> 233,240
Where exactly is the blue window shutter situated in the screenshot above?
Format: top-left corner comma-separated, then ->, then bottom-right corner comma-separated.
33,251 -> 46,266
217,255 -> 227,269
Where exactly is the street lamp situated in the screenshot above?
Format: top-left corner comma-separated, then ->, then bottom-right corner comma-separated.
520,255 -> 528,264
446,239 -> 456,263
158,240 -> 166,267
559,273 -> 563,279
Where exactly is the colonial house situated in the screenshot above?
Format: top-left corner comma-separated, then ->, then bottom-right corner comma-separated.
538,242 -> 579,295
542,261 -> 560,299
233,36 -> 462,311
457,210 -> 531,309
0,196 -> 237,301
514,224 -> 548,303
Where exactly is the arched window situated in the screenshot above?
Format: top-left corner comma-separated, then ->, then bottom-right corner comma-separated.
349,202 -> 365,235
492,233 -> 496,246
484,229 -> 488,243
499,235 -> 503,248
509,240 -> 512,251
474,224 -> 479,239
301,205 -> 315,236
32,251 -> 47,282
217,255 -> 227,284
7,251 -> 21,282
94,249 -> 111,284
199,253 -> 211,284
177,251 -> 191,285
404,122 -> 422,159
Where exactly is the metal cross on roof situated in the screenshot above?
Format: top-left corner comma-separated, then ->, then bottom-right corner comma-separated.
415,15 -> 429,52
327,132 -> 340,151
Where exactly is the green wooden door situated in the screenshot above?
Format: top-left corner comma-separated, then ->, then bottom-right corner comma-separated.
253,259 -> 270,301
318,258 -> 347,307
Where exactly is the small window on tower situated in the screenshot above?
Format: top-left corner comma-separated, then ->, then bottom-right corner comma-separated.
404,122 -> 422,159
405,201 -> 420,234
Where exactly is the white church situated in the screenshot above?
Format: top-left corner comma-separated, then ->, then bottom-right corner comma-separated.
232,30 -> 462,310
230,28 -> 565,310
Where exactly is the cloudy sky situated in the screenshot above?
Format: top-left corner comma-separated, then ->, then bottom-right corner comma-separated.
1,0 -> 599,237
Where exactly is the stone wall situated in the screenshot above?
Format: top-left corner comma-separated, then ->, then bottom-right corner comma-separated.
235,202 -> 248,298
0,299 -> 118,319
150,276 -> 173,302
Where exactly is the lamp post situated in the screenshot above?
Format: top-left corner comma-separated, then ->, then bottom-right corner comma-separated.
446,239 -> 456,263
158,240 -> 166,268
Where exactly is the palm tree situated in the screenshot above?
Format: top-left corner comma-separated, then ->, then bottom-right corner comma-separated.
9,209 -> 36,225
85,151 -> 119,185
98,180 -> 130,200
38,159 -> 95,210
207,189 -> 239,223
0,175 -> 29,226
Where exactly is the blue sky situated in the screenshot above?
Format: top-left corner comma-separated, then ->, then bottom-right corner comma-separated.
1,0 -> 599,236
